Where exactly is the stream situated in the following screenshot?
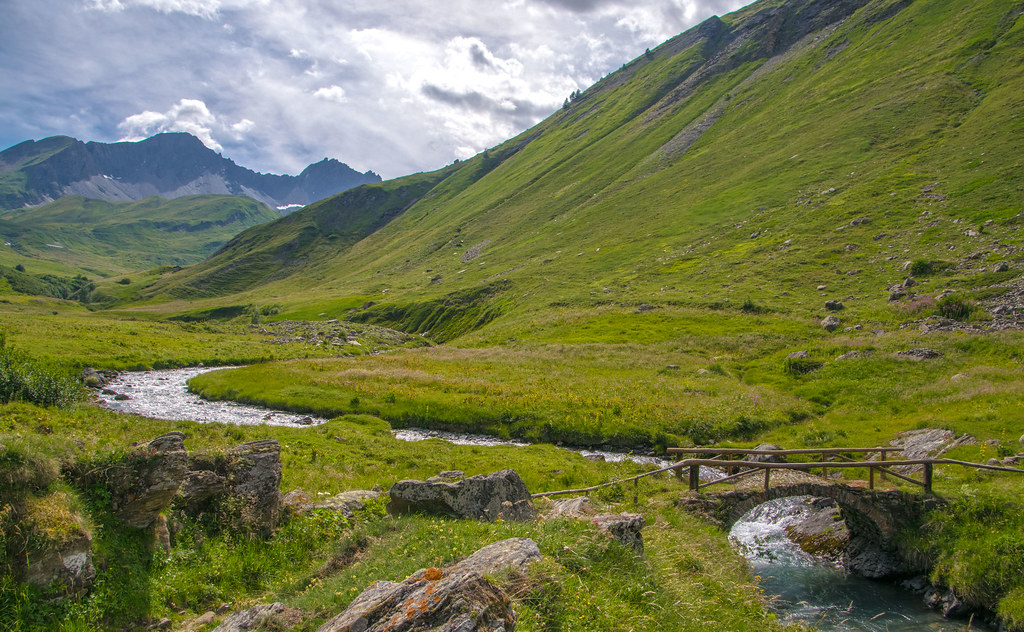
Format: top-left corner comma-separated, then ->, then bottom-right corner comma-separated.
96,367 -> 682,469
100,368 -> 962,629
730,497 -> 978,631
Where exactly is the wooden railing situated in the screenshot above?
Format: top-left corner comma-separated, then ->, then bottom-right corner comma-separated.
666,447 -> 1024,492
532,448 -> 1024,500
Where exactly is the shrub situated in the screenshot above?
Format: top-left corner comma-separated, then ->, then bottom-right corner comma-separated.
740,299 -> 768,314
783,356 -> 823,375
937,295 -> 974,321
909,259 -> 934,276
0,346 -> 81,408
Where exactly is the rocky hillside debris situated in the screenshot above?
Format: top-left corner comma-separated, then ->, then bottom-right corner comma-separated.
387,469 -> 538,522
213,602 -> 304,632
592,513 -> 646,552
177,439 -> 284,536
283,489 -> 380,518
821,315 -> 842,331
896,348 -> 942,360
252,320 -> 420,349
784,497 -> 848,565
316,538 -> 539,632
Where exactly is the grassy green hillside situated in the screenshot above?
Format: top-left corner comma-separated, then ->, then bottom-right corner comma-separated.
0,195 -> 278,276
136,0 -> 1023,335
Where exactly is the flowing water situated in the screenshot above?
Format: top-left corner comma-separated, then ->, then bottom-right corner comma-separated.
97,368 -> 695,470
730,497 -> 978,631
98,368 -> 958,628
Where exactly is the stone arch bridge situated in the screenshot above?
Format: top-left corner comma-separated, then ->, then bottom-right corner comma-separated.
679,481 -> 944,578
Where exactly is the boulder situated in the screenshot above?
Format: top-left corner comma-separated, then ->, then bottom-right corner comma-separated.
545,496 -> 594,520
824,300 -> 844,311
177,440 -> 284,535
786,350 -> 809,359
24,531 -> 95,592
427,470 -> 466,484
387,469 -> 538,522
178,469 -> 228,505
313,490 -> 381,518
746,444 -> 785,464
821,315 -> 842,332
592,513 -> 646,552
213,603 -> 300,632
316,539 -> 538,632
785,498 -> 848,564
111,432 -> 189,528
225,440 -> 284,535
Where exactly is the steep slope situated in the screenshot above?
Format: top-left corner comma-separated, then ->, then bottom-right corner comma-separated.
141,0 -> 1024,340
0,133 -> 381,211
0,195 -> 279,275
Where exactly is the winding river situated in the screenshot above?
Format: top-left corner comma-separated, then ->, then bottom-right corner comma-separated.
99,368 -> 970,630
97,367 -> 677,468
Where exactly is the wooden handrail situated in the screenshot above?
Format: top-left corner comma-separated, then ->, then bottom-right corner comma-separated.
533,452 -> 1023,499
667,447 -> 896,455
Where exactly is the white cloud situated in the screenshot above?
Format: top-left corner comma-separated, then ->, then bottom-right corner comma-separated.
313,85 -> 348,104
117,98 -> 253,152
1,0 -> 758,178
85,0 -> 266,19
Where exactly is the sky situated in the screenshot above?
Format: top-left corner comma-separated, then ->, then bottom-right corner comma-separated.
0,0 -> 754,179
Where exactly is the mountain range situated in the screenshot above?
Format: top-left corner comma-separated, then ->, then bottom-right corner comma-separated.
0,132 -> 381,212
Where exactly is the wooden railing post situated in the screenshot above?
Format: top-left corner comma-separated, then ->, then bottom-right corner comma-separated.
821,452 -> 827,480
764,467 -> 771,492
869,464 -> 875,490
880,450 -> 887,481
923,462 -> 933,492
689,464 -> 700,491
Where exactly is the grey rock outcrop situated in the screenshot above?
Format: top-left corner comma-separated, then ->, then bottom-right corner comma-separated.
284,489 -> 380,518
387,469 -> 538,522
824,300 -> 844,311
316,538 -> 539,632
545,496 -> 594,520
213,603 -> 300,632
746,444 -> 785,464
24,531 -> 95,592
821,315 -> 842,332
785,497 -> 848,564
896,348 -> 942,360
111,432 -> 189,528
175,439 -> 284,535
592,513 -> 646,552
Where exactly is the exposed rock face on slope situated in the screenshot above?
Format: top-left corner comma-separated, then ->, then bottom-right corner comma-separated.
0,132 -> 381,211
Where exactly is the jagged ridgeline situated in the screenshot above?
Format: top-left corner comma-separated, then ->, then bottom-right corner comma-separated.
143,0 -> 1022,342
